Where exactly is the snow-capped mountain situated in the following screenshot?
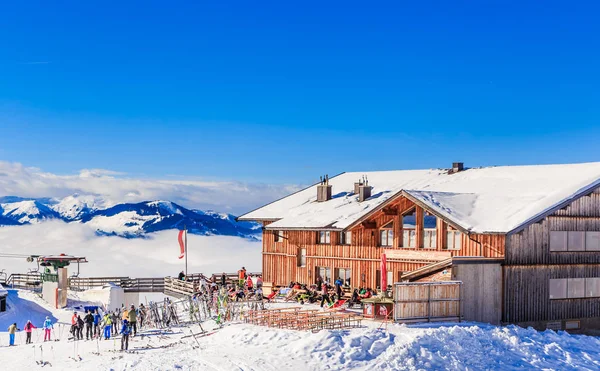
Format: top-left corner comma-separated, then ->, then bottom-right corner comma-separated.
0,195 -> 260,239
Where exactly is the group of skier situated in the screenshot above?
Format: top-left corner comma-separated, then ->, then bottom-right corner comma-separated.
6,316 -> 54,346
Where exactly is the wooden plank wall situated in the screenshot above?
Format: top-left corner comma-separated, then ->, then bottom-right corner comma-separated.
504,188 -> 600,323
261,196 -> 505,288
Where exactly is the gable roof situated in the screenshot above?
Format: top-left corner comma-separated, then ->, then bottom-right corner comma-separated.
237,162 -> 600,234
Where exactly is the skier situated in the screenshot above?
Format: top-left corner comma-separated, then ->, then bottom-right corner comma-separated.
138,303 -> 146,329
334,277 -> 343,300
256,276 -> 263,289
238,267 -> 246,287
70,311 -> 78,338
128,304 -> 138,336
24,320 -> 36,344
84,311 -> 94,340
76,315 -> 84,340
111,310 -> 119,336
102,313 -> 112,340
220,272 -> 227,287
120,319 -> 131,351
93,310 -> 101,338
43,316 -> 53,341
7,323 -> 18,346
246,275 -> 253,290
320,283 -> 332,308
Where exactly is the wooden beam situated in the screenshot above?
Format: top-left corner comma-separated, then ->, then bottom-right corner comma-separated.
383,207 -> 398,215
362,221 -> 377,229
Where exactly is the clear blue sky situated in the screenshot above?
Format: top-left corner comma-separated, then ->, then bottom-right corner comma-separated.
1,1 -> 599,184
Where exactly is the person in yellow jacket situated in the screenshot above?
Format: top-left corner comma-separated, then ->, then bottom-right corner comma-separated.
7,323 -> 18,346
122,308 -> 129,321
102,313 -> 113,340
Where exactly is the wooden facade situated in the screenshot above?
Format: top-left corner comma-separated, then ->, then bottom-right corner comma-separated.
504,188 -> 600,329
261,195 -> 505,289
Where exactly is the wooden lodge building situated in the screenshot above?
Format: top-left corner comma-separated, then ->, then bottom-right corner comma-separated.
238,162 -> 600,331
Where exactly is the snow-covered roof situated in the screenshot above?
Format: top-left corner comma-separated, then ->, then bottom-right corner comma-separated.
0,283 -> 7,297
238,162 -> 600,234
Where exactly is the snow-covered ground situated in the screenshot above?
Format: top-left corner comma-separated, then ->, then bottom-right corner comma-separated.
1,289 -> 600,370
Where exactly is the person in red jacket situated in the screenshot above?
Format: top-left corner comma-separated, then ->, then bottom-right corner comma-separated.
70,311 -> 78,337
24,320 -> 37,344
246,275 -> 253,289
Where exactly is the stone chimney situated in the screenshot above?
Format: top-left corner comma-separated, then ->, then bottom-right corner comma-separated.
317,175 -> 332,202
450,162 -> 464,174
358,176 -> 372,202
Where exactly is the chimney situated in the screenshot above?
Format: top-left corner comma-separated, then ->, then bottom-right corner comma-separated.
451,162 -> 464,174
317,174 -> 332,202
358,175 -> 372,202
353,178 -> 363,195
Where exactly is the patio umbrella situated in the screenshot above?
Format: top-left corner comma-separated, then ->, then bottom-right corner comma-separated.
380,252 -> 387,291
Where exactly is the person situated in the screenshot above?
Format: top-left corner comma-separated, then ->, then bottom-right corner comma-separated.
70,311 -> 78,338
111,310 -> 119,336
43,316 -> 53,341
84,311 -> 94,340
76,315 -> 84,340
178,271 -> 185,281
320,283 -> 332,308
120,319 -> 131,351
122,306 -> 129,321
93,310 -> 102,338
238,267 -> 246,286
7,323 -> 18,346
348,289 -> 361,307
221,272 -> 227,287
139,304 -> 146,329
102,313 -> 112,340
334,277 -> 343,300
246,275 -> 253,289
128,305 -> 138,336
24,320 -> 36,344
316,276 -> 323,291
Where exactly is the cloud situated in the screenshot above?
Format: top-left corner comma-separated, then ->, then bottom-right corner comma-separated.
0,221 -> 262,277
0,161 -> 301,214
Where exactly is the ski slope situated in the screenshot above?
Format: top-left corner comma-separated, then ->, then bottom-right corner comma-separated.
1,289 -> 600,370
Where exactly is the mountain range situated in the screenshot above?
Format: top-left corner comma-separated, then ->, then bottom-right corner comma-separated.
0,195 -> 260,239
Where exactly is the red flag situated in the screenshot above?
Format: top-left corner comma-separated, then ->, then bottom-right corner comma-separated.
178,229 -> 186,259
380,252 -> 387,290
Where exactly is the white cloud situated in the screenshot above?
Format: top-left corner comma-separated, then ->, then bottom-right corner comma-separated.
0,161 -> 301,214
0,221 -> 262,277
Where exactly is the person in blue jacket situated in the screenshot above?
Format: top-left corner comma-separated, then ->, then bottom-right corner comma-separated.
93,310 -> 101,338
120,319 -> 131,351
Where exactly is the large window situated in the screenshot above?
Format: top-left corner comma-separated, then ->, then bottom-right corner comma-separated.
340,231 -> 352,245
297,248 -> 306,267
380,221 -> 394,247
274,230 -> 284,242
550,277 -> 600,299
335,268 -> 351,287
317,266 -> 331,283
402,210 -> 416,248
446,226 -> 462,250
318,231 -> 331,244
424,213 -> 437,249
550,231 -> 600,252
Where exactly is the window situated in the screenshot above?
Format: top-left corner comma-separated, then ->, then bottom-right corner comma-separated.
550,231 -> 600,252
402,210 -> 416,248
446,227 -> 462,250
317,266 -> 331,283
274,230 -> 284,242
386,271 -> 393,288
424,213 -> 437,249
550,277 -> 600,299
298,248 -> 306,267
335,268 -> 351,286
380,221 -> 393,247
340,231 -> 352,245
318,231 -> 331,244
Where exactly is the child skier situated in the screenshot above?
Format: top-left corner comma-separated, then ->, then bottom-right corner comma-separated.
120,319 -> 131,351
102,313 -> 113,340
7,323 -> 18,346
24,320 -> 36,344
43,316 -> 53,341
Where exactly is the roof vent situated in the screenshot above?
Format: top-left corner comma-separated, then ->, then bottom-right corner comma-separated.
317,175 -> 332,202
358,175 -> 372,202
450,162 -> 464,174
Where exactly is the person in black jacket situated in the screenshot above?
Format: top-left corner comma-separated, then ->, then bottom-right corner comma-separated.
76,315 -> 84,340
220,272 -> 227,287
84,311 -> 94,340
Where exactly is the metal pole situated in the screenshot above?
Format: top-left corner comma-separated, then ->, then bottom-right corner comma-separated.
185,226 -> 188,277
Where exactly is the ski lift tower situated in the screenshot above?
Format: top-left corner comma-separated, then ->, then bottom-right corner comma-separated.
37,254 -> 88,309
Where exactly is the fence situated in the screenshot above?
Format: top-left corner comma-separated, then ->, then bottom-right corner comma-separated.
4,273 -> 43,290
393,281 -> 462,323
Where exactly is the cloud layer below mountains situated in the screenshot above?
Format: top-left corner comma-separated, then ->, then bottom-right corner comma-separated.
0,161 -> 301,214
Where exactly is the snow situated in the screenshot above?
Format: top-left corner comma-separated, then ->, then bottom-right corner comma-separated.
85,211 -> 158,234
0,284 -> 7,297
0,200 -> 55,224
239,162 -> 600,233
51,194 -> 105,221
1,290 -> 600,370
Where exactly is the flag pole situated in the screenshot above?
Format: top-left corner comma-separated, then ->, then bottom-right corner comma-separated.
185,225 -> 188,277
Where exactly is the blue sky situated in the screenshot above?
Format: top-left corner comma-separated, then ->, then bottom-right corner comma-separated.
1,1 -> 599,184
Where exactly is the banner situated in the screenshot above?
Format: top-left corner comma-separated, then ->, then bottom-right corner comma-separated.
178,229 -> 186,259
